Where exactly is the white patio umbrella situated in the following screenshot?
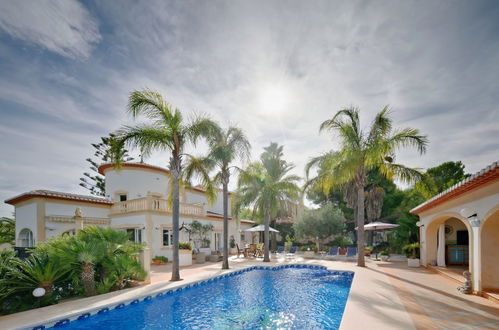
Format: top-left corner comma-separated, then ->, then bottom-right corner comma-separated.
355,222 -> 399,231
244,224 -> 279,232
355,222 -> 399,260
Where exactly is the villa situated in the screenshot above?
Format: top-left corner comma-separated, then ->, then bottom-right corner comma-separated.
411,161 -> 499,296
4,162 -> 255,262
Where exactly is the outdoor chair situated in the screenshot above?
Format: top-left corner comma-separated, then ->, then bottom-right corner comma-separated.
345,247 -> 357,260
247,244 -> 257,257
285,246 -> 297,259
236,244 -> 246,258
276,246 -> 285,254
256,243 -> 264,257
325,246 -> 339,259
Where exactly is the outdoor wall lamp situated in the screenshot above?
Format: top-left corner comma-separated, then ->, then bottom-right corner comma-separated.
460,208 -> 480,227
32,287 -> 45,297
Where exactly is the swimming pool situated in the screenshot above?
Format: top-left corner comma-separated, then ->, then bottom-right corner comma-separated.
50,265 -> 353,329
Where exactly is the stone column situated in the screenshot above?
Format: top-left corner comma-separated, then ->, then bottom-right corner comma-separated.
469,216 -> 481,293
74,208 -> 84,233
139,246 -> 151,284
437,223 -> 446,267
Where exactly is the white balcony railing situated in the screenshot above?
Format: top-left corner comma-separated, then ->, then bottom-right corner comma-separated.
110,197 -> 205,217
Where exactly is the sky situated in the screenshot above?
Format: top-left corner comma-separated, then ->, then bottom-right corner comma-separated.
1,0 -> 498,217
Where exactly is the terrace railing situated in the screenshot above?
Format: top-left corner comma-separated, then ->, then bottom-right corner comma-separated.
109,197 -> 205,217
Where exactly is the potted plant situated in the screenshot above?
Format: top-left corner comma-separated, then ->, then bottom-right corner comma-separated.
380,250 -> 390,261
152,256 -> 168,265
179,242 -> 193,266
403,242 -> 420,267
229,236 -> 237,254
302,246 -> 316,259
284,235 -> 294,252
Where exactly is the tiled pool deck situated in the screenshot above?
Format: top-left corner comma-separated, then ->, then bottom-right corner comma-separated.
0,256 -> 497,329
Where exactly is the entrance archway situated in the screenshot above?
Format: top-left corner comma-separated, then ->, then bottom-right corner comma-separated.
481,209 -> 499,291
425,214 -> 472,273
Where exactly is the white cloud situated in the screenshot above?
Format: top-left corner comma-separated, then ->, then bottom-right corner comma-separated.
1,1 -> 499,217
0,0 -> 100,59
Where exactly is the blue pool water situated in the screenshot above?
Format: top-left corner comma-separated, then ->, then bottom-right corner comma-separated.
54,265 -> 353,329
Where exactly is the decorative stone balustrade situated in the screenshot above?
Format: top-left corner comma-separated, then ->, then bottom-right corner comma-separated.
109,197 -> 204,217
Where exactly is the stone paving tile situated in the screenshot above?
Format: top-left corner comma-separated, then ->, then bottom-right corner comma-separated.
373,261 -> 499,330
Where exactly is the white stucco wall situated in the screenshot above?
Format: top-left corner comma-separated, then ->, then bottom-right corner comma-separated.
184,190 -> 231,216
45,202 -> 109,218
105,168 -> 170,201
45,222 -> 79,239
15,202 -> 37,245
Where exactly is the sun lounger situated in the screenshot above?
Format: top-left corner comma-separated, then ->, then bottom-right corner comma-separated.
276,246 -> 285,254
325,246 -> 339,259
285,246 -> 297,259
345,247 -> 357,260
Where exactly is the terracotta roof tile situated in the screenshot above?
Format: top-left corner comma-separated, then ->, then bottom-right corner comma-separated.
410,161 -> 499,214
5,190 -> 112,205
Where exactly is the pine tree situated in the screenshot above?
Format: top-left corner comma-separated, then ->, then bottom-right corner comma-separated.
79,134 -> 134,196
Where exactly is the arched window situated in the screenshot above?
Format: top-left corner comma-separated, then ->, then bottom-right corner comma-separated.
18,228 -> 34,247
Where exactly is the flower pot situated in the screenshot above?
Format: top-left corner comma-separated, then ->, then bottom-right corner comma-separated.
195,252 -> 206,264
152,259 -> 161,265
303,251 -> 315,259
407,258 -> 420,267
230,247 -> 237,254
179,249 -> 193,266
199,248 -> 211,255
380,255 -> 389,261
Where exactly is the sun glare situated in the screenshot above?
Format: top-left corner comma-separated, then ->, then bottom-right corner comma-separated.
259,84 -> 289,114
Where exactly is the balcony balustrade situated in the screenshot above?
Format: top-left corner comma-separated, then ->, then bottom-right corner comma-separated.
110,197 -> 205,217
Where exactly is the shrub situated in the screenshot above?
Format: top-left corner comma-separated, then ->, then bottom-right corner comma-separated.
300,245 -> 318,252
403,242 -> 420,259
330,236 -> 352,248
0,226 -> 146,315
380,250 -> 389,256
179,242 -> 192,250
152,256 -> 168,263
229,236 -> 236,249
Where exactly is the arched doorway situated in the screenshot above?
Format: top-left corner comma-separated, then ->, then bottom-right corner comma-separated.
481,209 -> 499,292
425,215 -> 472,274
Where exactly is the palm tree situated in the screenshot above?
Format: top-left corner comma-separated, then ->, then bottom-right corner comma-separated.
115,90 -> 217,281
237,143 -> 301,262
1,253 -> 69,300
306,107 -> 428,267
199,125 -> 251,269
57,239 -> 105,296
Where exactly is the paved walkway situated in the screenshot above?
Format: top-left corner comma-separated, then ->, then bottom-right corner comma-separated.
1,256 -> 497,329
374,262 -> 499,329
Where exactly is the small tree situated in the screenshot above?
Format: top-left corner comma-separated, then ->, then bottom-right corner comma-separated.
79,134 -> 134,196
189,221 -> 214,250
0,217 -> 15,245
293,203 -> 345,250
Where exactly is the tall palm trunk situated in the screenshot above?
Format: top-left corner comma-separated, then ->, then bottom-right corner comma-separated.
263,206 -> 270,262
221,169 -> 229,269
170,154 -> 181,281
356,185 -> 366,267
81,262 -> 96,296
